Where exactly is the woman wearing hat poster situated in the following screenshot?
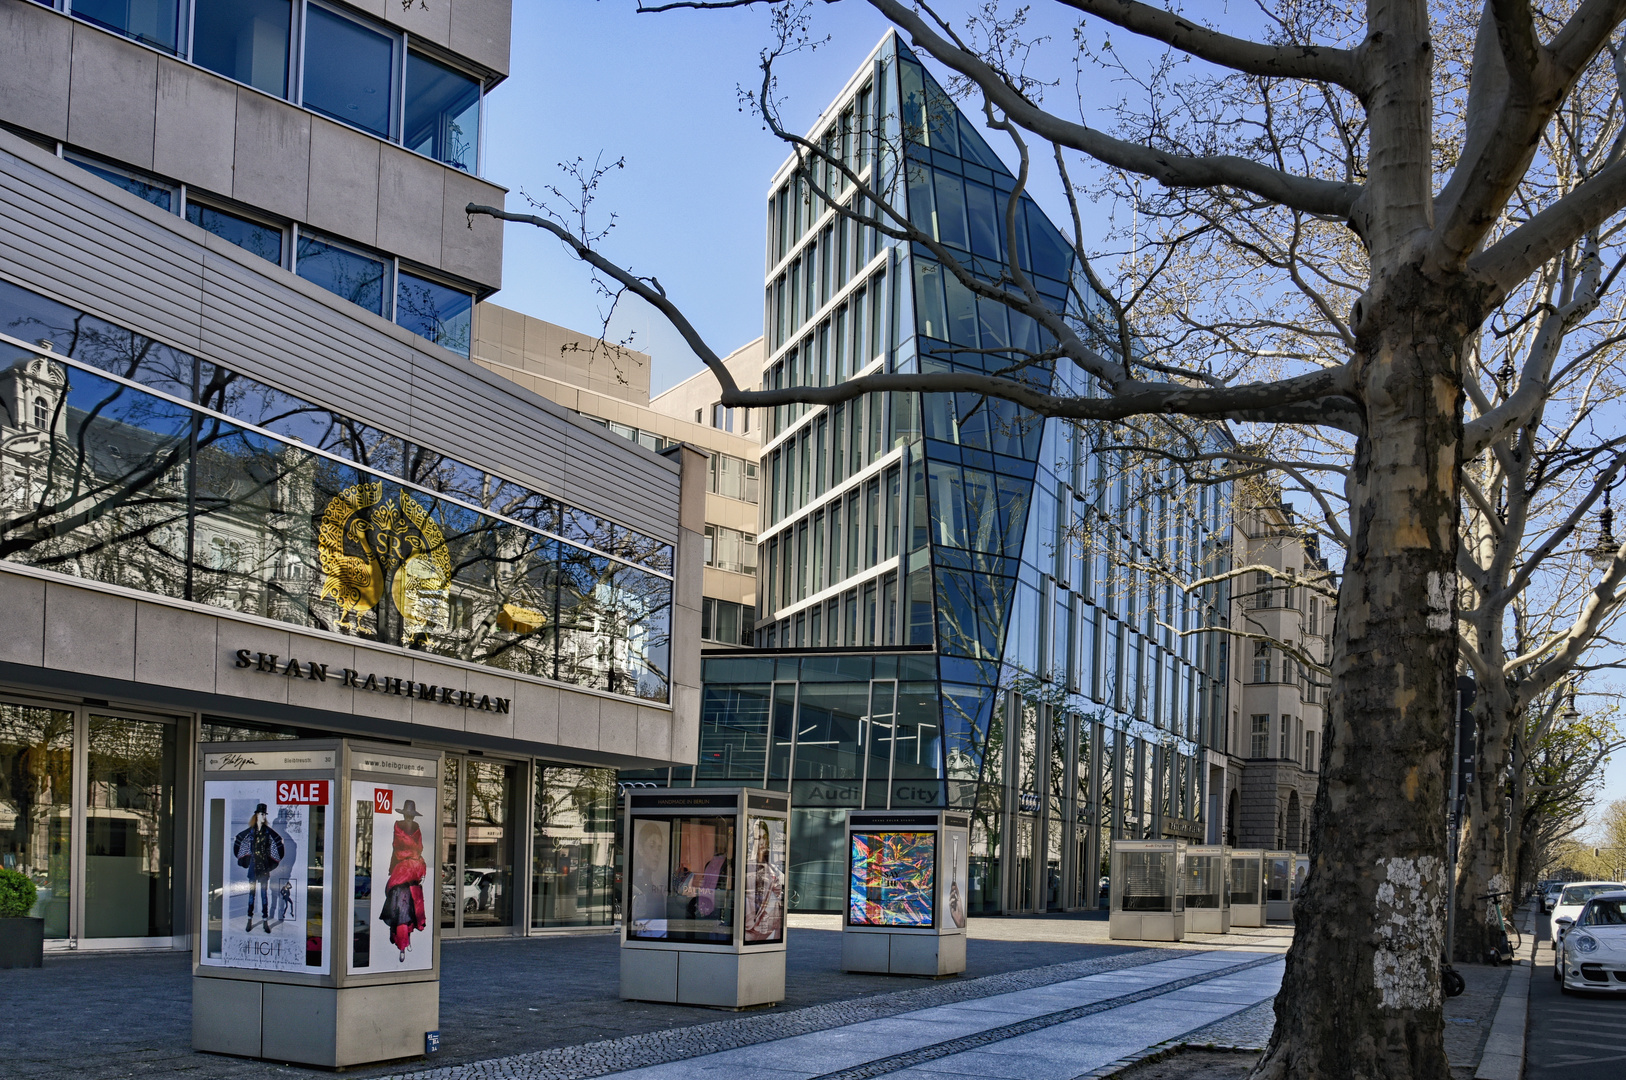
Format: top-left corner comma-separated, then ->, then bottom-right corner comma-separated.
233,802 -> 286,934
380,798 -> 428,962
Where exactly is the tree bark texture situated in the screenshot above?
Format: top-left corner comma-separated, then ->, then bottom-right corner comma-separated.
1255,277 -> 1467,1080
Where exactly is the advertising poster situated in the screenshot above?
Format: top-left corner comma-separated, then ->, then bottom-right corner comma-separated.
944,831 -> 968,929
743,816 -> 786,945
849,831 -> 937,927
205,778 -> 331,974
351,781 -> 437,972
628,818 -> 671,938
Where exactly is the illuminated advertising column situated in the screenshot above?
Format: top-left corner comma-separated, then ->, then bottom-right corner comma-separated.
1109,839 -> 1187,941
841,810 -> 970,977
194,740 -> 443,1067
1184,845 -> 1231,934
620,788 -> 790,1008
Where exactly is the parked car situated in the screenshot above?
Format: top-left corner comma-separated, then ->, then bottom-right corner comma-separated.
1542,881 -> 1564,914
1551,881 -> 1626,974
1556,889 -> 1626,994
441,867 -> 505,915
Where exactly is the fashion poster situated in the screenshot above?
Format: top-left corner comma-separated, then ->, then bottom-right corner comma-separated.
945,830 -> 968,929
206,778 -> 331,974
351,781 -> 436,971
849,831 -> 937,927
743,816 -> 786,945
628,818 -> 671,939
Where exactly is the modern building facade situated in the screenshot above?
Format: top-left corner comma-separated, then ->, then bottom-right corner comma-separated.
631,34 -> 1235,915
471,301 -> 765,649
0,0 -> 701,951
1217,495 -> 1331,851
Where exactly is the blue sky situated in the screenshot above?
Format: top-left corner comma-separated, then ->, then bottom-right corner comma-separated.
482,3 -> 1626,824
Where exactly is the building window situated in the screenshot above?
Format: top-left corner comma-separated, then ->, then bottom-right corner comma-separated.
70,0 -> 182,55
33,396 -> 48,429
1280,716 -> 1295,759
185,202 -> 284,265
1251,640 -> 1271,683
302,3 -> 397,139
704,525 -> 758,575
1250,714 -> 1269,758
709,452 -> 759,503
295,231 -> 387,315
396,269 -> 473,356
192,0 -> 292,97
701,597 -> 754,646
68,156 -> 175,212
405,50 -> 481,172
713,402 -> 735,432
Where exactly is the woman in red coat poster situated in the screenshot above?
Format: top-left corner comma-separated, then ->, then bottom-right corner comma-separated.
379,800 -> 427,961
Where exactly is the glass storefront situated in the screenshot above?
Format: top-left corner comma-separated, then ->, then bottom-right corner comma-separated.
0,699 -> 181,944
532,766 -> 618,928
438,756 -> 520,934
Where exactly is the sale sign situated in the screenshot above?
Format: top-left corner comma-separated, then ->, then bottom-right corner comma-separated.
375,788 -> 393,814
277,780 -> 329,805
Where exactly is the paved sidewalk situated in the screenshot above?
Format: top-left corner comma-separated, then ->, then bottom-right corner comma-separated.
387,951 -> 1286,1080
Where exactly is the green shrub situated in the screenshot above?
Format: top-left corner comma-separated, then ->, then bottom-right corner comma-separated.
0,867 -> 37,918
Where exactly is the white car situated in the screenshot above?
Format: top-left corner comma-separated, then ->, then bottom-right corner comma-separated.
1551,881 -> 1626,974
1542,881 -> 1564,913
1557,890 -> 1626,994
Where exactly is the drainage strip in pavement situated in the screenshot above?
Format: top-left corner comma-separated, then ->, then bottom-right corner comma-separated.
382,947 -> 1210,1080
802,953 -> 1284,1080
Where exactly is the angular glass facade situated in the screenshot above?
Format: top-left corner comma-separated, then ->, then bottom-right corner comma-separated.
677,37 -> 1235,914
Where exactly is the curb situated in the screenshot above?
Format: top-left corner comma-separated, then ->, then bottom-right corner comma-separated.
1474,908 -> 1535,1080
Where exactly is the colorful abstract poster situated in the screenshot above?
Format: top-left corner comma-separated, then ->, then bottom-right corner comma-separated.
350,781 -> 437,972
743,816 -> 786,945
944,830 -> 968,929
848,831 -> 937,927
204,778 -> 331,974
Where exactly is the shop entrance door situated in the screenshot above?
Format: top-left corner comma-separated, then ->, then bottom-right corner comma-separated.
439,756 -> 523,935
0,699 -> 181,950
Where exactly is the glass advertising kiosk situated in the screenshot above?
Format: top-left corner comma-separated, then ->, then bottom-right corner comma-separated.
1266,850 -> 1295,921
842,809 -> 970,977
621,787 -> 790,1008
1109,839 -> 1187,941
193,740 -> 443,1068
1184,846 -> 1231,934
1229,850 -> 1267,927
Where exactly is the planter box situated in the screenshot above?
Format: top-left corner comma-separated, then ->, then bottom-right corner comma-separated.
0,917 -> 45,969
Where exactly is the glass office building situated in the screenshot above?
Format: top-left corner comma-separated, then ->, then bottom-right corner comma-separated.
624,36 -> 1234,915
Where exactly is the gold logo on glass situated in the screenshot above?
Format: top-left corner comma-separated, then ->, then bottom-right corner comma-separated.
318,482 -> 452,640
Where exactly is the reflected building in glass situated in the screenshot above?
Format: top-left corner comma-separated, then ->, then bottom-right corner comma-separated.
0,1 -> 697,951
628,34 -> 1235,915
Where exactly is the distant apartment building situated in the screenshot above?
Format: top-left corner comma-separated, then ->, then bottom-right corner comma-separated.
472,301 -> 764,647
0,0 -> 704,949
1218,495 -> 1332,851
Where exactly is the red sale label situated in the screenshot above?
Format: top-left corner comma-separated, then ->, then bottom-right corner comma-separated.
277,780 -> 329,805
374,789 -> 393,814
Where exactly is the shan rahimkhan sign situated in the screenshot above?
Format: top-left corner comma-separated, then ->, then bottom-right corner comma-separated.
233,649 -> 511,714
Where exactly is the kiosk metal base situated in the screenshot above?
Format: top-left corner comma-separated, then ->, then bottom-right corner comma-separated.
193,977 -> 439,1067
1267,900 -> 1294,922
1230,904 -> 1266,928
841,930 -> 966,977
1187,908 -> 1231,934
1108,912 -> 1185,941
620,947 -> 785,1008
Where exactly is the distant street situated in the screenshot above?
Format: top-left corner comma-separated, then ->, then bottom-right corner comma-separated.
1526,909 -> 1626,1079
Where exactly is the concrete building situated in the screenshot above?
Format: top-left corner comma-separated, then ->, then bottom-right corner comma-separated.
471,300 -> 765,649
1217,495 -> 1331,851
622,34 -> 1234,915
0,0 -> 701,950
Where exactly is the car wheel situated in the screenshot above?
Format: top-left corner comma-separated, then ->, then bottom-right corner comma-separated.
1554,964 -> 1562,981
1560,979 -> 1575,996
464,898 -> 476,914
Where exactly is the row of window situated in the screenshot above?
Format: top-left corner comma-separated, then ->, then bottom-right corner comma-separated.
764,462 -> 904,616
62,151 -> 474,356
32,0 -> 483,172
696,402 -> 751,435
1248,714 -> 1319,771
699,597 -> 753,647
579,416 -> 760,506
768,201 -> 887,353
768,80 -> 873,267
703,524 -> 757,576
765,390 -> 899,529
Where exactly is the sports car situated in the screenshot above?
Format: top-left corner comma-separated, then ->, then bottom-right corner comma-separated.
1556,890 -> 1626,994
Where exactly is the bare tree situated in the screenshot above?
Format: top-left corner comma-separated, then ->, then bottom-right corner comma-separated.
470,2 -> 1626,1075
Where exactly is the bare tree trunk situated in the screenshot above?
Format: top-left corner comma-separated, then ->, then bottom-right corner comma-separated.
1255,283 -> 1463,1080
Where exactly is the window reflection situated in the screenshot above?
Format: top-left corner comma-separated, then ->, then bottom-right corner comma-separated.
301,4 -> 395,139
396,271 -> 472,357
72,0 -> 181,55
192,0 -> 291,97
186,203 -> 284,265
84,715 -> 177,938
0,705 -> 73,938
295,233 -> 386,315
532,767 -> 618,928
405,52 -> 480,172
